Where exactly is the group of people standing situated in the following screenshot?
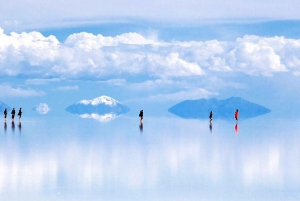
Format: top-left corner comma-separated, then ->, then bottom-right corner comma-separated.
209,109 -> 239,123
4,108 -> 22,121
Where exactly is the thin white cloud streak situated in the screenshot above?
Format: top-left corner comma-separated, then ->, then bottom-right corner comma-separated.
0,28 -> 300,80
1,0 -> 300,30
0,84 -> 45,97
97,79 -> 127,86
125,88 -> 218,103
147,88 -> 218,102
25,78 -> 61,85
56,85 -> 79,91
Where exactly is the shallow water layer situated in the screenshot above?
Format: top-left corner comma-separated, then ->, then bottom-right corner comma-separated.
0,115 -> 300,201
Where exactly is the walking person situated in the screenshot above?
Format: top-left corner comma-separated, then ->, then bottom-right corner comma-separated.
11,108 -> 15,121
18,108 -> 22,121
4,108 -> 7,121
209,111 -> 213,123
234,109 -> 239,122
139,110 -> 144,124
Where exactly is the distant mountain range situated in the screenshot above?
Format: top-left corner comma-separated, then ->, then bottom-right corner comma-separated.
66,96 -> 130,121
168,97 -> 271,119
0,101 -> 11,113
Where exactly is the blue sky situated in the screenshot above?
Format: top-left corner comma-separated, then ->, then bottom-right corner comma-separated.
1,1 -> 300,118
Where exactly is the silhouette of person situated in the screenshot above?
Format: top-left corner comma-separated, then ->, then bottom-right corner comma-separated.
209,121 -> 212,133
18,108 -> 22,121
209,111 -> 213,123
11,108 -> 16,121
234,109 -> 239,122
235,123 -> 238,135
139,110 -> 143,124
4,108 -> 7,120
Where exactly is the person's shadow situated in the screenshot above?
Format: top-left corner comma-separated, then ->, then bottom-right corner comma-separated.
139,123 -> 143,134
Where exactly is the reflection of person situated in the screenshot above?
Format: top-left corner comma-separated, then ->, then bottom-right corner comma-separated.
235,123 -> 238,135
4,108 -> 7,120
4,122 -> 7,133
18,122 -> 22,134
209,111 -> 213,123
209,122 -> 212,133
11,121 -> 15,133
139,110 -> 143,123
139,122 -> 143,133
18,108 -> 22,121
11,108 -> 15,121
234,109 -> 239,121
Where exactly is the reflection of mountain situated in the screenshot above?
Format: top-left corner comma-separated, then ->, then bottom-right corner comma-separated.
66,96 -> 130,121
80,113 -> 119,122
168,97 -> 271,119
0,101 -> 11,113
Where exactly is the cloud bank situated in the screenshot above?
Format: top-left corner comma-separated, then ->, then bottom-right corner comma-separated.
0,28 -> 300,81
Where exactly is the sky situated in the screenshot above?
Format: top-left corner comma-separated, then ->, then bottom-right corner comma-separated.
0,0 -> 300,118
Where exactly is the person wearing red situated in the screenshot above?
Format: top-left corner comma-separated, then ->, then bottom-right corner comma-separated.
234,109 -> 239,121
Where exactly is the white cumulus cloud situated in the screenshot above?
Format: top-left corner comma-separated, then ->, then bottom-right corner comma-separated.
33,103 -> 50,114
0,84 -> 45,97
1,28 -> 300,80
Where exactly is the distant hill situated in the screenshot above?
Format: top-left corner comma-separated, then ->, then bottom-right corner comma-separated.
66,96 -> 130,117
168,97 -> 270,119
0,101 -> 11,113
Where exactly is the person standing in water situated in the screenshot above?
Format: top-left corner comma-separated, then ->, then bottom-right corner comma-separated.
18,108 -> 22,121
11,108 -> 16,121
209,111 -> 213,123
139,110 -> 144,124
234,109 -> 239,122
4,108 -> 7,120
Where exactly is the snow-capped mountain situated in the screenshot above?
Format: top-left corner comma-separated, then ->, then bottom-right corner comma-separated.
79,96 -> 118,106
168,97 -> 270,120
66,95 -> 130,116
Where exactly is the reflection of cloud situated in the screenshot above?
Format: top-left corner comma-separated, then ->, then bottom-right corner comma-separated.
33,103 -> 50,114
0,84 -> 45,97
0,118 -> 299,197
80,113 -> 119,122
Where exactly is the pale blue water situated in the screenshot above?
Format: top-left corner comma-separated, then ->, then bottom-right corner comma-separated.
1,114 -> 300,200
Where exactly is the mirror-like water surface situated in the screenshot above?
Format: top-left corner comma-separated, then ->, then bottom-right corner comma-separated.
1,115 -> 300,201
